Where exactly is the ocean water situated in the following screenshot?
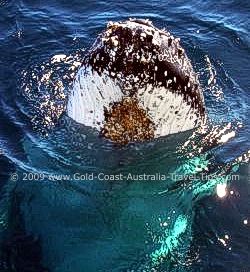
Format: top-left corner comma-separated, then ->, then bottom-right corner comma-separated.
0,0 -> 249,271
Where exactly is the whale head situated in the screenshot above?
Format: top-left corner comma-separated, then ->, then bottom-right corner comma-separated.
67,19 -> 206,144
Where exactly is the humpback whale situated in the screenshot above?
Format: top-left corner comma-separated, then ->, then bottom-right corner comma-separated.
67,19 -> 206,144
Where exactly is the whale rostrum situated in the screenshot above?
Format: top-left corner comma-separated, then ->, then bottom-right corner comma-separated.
67,19 -> 206,144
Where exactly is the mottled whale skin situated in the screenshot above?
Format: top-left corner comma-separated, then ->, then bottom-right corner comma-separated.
67,19 -> 206,144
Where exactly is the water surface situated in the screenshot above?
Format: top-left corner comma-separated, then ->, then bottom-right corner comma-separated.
0,0 -> 249,271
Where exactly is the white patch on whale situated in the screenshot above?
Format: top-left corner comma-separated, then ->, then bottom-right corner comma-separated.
67,66 -> 123,130
136,86 -> 198,137
67,67 -> 199,137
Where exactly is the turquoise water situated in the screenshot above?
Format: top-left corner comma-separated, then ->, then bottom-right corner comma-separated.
0,0 -> 249,271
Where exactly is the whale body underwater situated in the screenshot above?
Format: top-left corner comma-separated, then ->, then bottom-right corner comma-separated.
67,19 -> 206,144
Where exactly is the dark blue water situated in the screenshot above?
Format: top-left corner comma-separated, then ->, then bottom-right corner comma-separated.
0,0 -> 249,271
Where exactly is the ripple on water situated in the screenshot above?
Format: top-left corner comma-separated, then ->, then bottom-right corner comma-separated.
0,2 -> 249,271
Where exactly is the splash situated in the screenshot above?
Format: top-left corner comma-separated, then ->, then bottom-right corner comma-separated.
20,51 -> 83,135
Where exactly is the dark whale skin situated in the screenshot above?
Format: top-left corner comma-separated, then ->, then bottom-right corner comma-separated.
86,19 -> 206,117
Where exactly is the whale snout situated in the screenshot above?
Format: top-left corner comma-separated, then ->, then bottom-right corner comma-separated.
67,19 -> 206,144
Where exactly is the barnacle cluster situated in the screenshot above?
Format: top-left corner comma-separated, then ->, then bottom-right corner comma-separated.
101,97 -> 155,144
